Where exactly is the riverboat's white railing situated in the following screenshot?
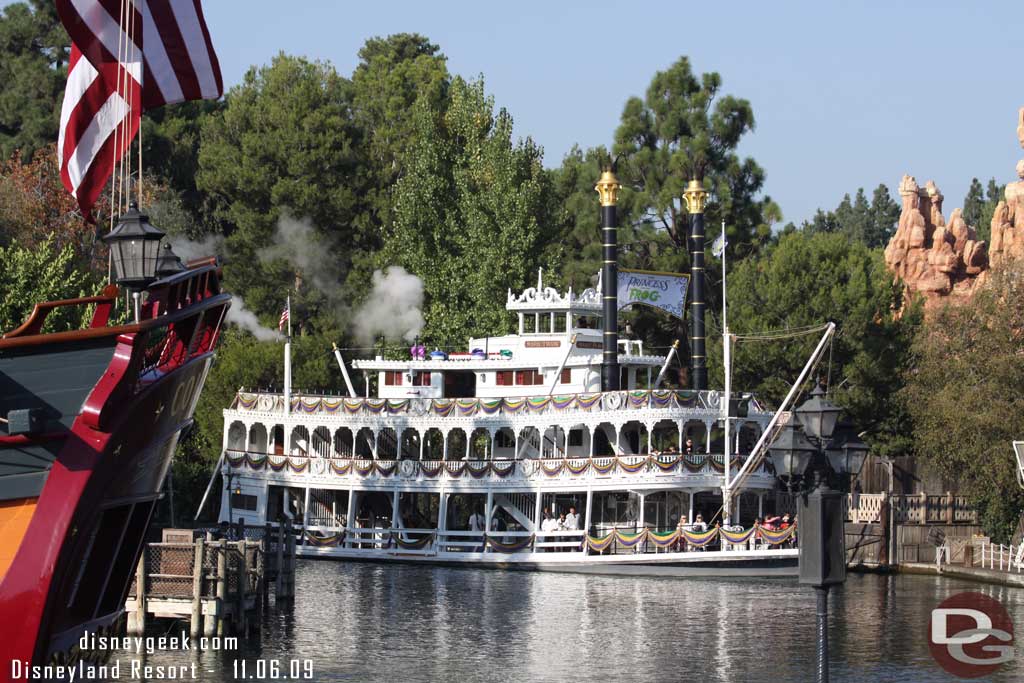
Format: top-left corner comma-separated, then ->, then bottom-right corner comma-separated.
300,525 -> 791,556
978,542 -> 1024,573
231,388 -> 754,418
223,450 -> 773,482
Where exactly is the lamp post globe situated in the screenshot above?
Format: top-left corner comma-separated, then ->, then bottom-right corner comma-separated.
825,422 -> 870,487
103,202 -> 165,290
794,383 -> 843,442
768,423 -> 818,488
155,242 -> 187,279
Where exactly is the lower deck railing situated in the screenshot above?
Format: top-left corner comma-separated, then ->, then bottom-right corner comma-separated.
299,524 -> 797,557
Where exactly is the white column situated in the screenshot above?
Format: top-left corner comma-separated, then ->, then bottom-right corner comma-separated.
442,431 -> 449,460
302,486 -> 310,528
758,493 -> 764,519
489,430 -> 496,461
588,426 -> 595,458
345,487 -> 356,548
705,421 -> 712,454
419,430 -> 425,460
373,430 -> 379,459
688,492 -> 694,521
584,488 -> 593,537
391,490 -> 401,531
678,422 -> 684,452
485,490 -> 494,531
637,493 -> 646,531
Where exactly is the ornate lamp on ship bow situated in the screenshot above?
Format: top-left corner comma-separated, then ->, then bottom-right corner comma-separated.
767,383 -> 868,683
102,202 -> 166,321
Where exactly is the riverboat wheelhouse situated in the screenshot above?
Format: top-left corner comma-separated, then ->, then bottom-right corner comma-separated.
217,272 -> 799,577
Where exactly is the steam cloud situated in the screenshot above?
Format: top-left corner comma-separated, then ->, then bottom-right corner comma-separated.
258,214 -> 339,297
168,235 -> 281,341
354,266 -> 425,344
226,295 -> 282,341
169,234 -> 223,264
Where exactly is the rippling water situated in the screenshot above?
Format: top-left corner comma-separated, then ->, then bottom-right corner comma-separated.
102,559 -> 1024,682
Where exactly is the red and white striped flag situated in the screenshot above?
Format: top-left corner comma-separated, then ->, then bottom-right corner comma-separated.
278,306 -> 290,332
58,44 -> 140,220
56,0 -> 223,218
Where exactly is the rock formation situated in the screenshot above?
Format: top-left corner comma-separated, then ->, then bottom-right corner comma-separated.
883,175 -> 987,308
885,107 -> 1024,309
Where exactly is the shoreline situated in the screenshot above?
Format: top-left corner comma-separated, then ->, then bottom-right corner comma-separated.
849,562 -> 1024,589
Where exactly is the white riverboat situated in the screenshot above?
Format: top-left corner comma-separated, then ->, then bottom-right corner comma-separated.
215,274 -> 800,577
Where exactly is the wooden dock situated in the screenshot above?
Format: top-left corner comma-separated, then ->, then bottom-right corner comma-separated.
125,523 -> 296,637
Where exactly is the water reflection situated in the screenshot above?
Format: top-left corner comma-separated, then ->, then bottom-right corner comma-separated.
103,560 -> 1024,682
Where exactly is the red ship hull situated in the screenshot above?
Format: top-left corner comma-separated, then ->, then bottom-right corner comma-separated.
0,262 -> 229,676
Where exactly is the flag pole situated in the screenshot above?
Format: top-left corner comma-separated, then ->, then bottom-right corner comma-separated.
719,220 -> 732,525
284,295 -> 292,417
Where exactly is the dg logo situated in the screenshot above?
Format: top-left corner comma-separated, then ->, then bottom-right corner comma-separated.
929,591 -> 1015,678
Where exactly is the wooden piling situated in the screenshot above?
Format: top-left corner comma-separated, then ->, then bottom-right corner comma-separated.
235,540 -> 247,635
190,537 -> 205,637
216,539 -> 227,636
131,552 -> 146,635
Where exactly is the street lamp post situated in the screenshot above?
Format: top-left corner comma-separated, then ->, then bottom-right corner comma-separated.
102,201 -> 166,322
768,383 -> 868,683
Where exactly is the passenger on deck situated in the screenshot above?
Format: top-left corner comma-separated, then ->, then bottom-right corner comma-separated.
684,438 -> 694,455
540,509 -> 558,552
675,514 -> 689,552
469,505 -> 486,532
564,506 -> 580,531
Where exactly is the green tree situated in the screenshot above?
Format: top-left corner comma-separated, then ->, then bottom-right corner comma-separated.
0,235 -> 98,333
0,0 -> 68,161
865,183 -> 900,248
962,177 -> 1004,244
383,77 -> 558,346
351,34 -> 449,229
197,53 -> 369,326
717,231 -> 920,458
611,57 -> 773,254
902,264 -> 1024,542
802,184 -> 899,248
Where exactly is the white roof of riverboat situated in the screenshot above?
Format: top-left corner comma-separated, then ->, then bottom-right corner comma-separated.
351,351 -> 665,372
504,268 -> 602,313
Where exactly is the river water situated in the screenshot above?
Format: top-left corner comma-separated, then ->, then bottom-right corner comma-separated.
101,559 -> 1024,682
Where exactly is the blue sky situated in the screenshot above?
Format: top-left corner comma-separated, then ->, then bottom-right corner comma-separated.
18,0 -> 1024,227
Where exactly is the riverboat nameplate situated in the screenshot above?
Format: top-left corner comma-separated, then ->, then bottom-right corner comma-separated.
525,340 -> 561,348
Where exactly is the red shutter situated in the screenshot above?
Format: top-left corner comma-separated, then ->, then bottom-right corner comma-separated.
561,368 -> 571,384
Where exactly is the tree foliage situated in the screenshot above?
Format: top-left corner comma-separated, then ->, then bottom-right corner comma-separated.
0,0 -> 68,162
962,177 -> 1003,244
383,77 -> 558,347
0,234 -> 98,333
902,264 -> 1024,542
719,231 -> 920,458
799,184 -> 899,248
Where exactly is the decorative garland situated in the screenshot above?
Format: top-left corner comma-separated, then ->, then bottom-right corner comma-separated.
491,461 -> 516,477
304,530 -> 345,547
720,526 -> 756,545
419,462 -> 444,478
757,524 -> 797,545
391,532 -> 435,550
468,462 -> 492,479
484,534 -> 535,553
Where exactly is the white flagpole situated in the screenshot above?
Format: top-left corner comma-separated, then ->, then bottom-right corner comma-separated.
720,221 -> 732,525
284,295 -> 292,417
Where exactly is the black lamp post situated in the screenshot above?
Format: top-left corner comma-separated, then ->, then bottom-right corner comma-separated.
103,202 -> 165,321
768,383 -> 868,683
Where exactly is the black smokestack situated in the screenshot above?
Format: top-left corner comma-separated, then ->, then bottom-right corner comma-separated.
595,169 -> 621,391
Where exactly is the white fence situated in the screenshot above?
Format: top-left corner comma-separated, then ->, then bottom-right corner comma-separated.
978,542 -> 1024,573
844,492 -> 978,525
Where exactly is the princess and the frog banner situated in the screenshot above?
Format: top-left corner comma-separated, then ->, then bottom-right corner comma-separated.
617,269 -> 689,320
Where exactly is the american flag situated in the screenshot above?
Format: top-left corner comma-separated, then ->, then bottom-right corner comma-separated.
278,306 -> 290,332
56,0 -> 223,218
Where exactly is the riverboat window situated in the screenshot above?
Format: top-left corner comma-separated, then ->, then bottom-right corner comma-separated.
569,430 -> 583,447
231,493 -> 258,511
553,313 -> 567,333
538,314 -> 551,333
412,371 -> 431,386
495,430 -> 515,448
384,371 -> 403,386
560,368 -> 571,384
496,370 -> 513,385
515,369 -> 543,385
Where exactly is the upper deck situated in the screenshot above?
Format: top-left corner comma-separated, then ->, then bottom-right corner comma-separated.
351,271 -> 666,399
